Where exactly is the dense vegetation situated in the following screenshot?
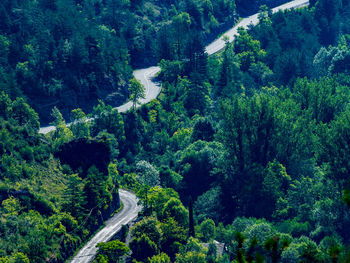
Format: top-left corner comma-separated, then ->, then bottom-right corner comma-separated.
3,0 -> 350,262
91,0 -> 350,262
0,0 -> 236,123
0,0 -> 238,260
0,94 -> 120,262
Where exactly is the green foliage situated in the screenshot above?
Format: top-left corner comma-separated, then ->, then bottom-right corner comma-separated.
146,187 -> 180,218
124,4 -> 350,261
170,127 -> 192,152
175,251 -> 207,263
207,242 -> 217,263
50,107 -> 74,148
0,95 -> 39,135
84,166 -> 113,215
92,101 -> 126,148
191,117 -> 215,142
172,12 -> 191,58
262,160 -> 291,214
5,0 -> 350,262
160,217 -> 188,259
158,167 -> 183,189
0,96 -> 120,261
159,60 -> 185,83
292,77 -> 347,123
129,78 -> 146,111
199,219 -> 216,242
194,187 -> 223,223
235,27 -> 267,71
70,108 -> 90,138
95,240 -> 130,263
317,107 -> 350,182
128,187 -> 191,259
62,174 -> 87,222
149,253 -> 171,263
0,253 -> 30,263
183,73 -> 210,116
131,217 -> 162,247
162,198 -> 189,227
1,196 -> 21,216
216,42 -> 241,97
0,0 -> 135,118
176,140 -> 224,201
130,234 -> 159,262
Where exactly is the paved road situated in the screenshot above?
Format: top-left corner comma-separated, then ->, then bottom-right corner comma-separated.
38,67 -> 161,134
206,0 -> 309,55
58,1 -> 309,262
69,189 -> 141,263
116,66 -> 161,113
39,0 -> 308,134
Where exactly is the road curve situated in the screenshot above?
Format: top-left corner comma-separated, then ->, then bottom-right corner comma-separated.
69,189 -> 142,263
38,66 -> 161,134
39,0 -> 308,134
206,0 -> 309,55
116,66 -> 161,113
60,1 -> 308,262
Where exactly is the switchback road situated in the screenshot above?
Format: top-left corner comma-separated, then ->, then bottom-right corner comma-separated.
48,1 -> 308,261
39,0 -> 308,134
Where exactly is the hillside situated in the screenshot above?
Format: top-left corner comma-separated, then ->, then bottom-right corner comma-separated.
0,0 -> 294,124
3,0 -> 350,262
0,0 -> 237,124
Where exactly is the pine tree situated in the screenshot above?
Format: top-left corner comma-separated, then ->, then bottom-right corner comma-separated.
185,32 -> 208,78
62,174 -> 87,222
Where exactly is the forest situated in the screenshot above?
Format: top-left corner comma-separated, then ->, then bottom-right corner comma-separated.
0,0 -> 236,123
2,0 -> 350,262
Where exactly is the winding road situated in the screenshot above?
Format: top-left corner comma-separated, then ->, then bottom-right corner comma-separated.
48,0 -> 309,261
69,189 -> 141,263
206,0 -> 309,55
39,0 -> 308,135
